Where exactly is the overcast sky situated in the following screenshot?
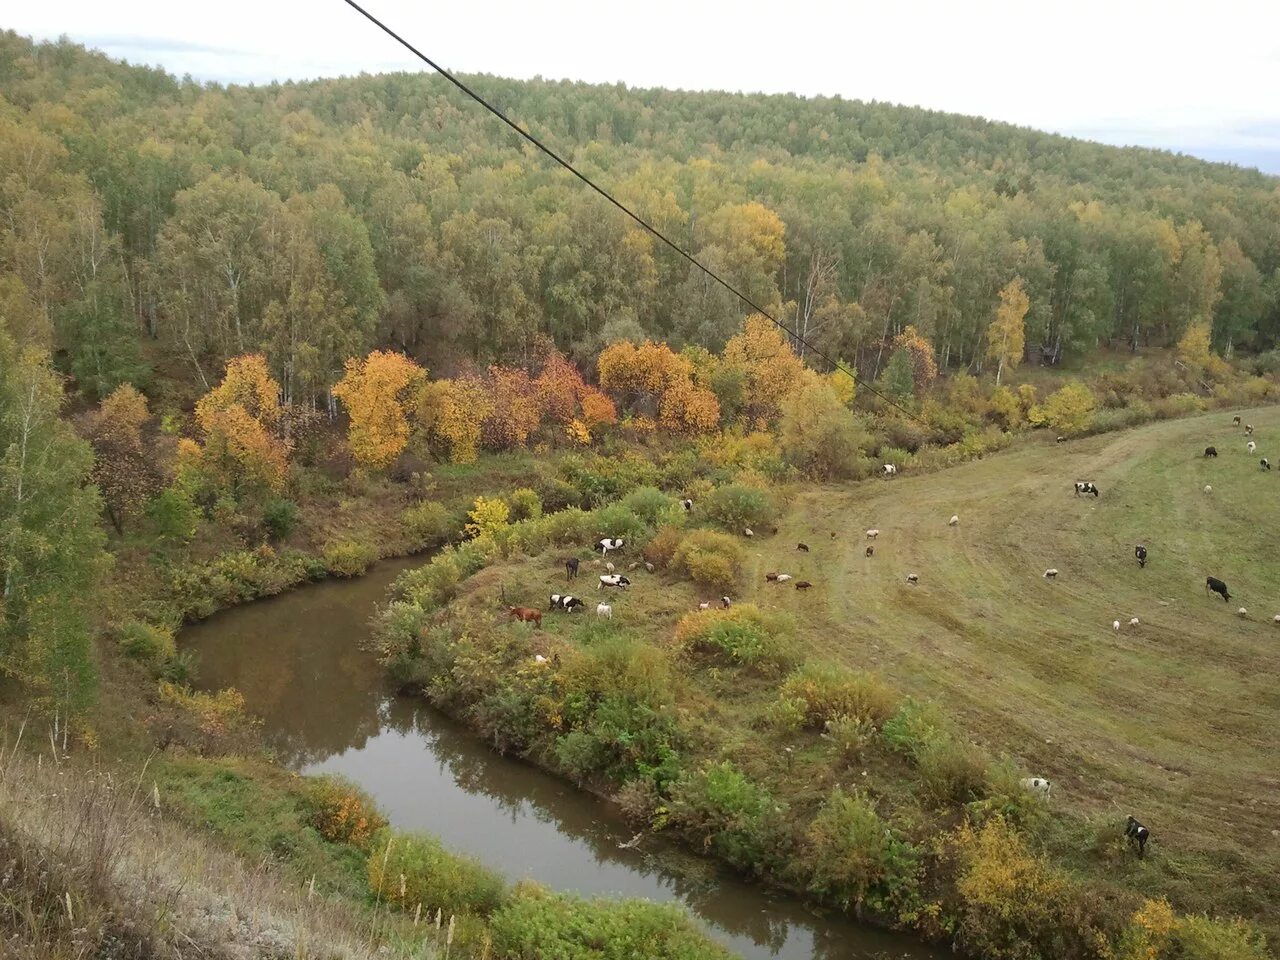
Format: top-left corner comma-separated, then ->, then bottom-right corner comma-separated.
8,1 -> 1280,174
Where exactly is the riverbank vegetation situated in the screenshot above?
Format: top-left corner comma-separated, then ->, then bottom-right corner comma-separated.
3,28 -> 1280,960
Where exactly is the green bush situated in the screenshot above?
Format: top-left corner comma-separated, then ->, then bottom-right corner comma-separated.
322,540 -> 378,578
401,500 -> 456,549
261,497 -> 298,541
882,698 -> 946,754
700,483 -> 778,533
367,830 -> 507,917
117,621 -> 176,663
823,714 -> 877,763
673,605 -> 793,669
915,735 -> 989,806
670,528 -> 745,591
490,890 -> 735,960
533,473 -> 584,512
147,486 -> 199,541
619,485 -> 677,526
804,788 -> 917,911
506,486 -> 543,522
667,761 -> 789,874
780,663 -> 900,728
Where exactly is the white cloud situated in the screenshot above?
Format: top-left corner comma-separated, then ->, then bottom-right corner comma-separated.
10,0 -> 1280,172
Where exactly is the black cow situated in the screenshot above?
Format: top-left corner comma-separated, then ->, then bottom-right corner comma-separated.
1134,545 -> 1148,568
865,545 -> 875,558
549,594 -> 585,612
1205,577 -> 1231,602
1204,446 -> 1218,457
1232,415 -> 1242,426
1124,816 -> 1150,856
565,557 -> 580,580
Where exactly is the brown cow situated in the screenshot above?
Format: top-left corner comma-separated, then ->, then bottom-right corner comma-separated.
508,606 -> 542,628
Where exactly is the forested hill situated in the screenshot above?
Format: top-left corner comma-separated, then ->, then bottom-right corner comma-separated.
2,30 -> 1278,404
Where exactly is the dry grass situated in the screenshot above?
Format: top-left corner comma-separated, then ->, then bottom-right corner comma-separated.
0,737 -> 436,960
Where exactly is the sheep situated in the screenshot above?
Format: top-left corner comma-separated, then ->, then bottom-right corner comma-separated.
698,601 -> 711,611
1233,415 -> 1242,425
794,580 -> 813,590
1074,481 -> 1100,497
1247,440 -> 1257,454
534,654 -> 548,664
1238,606 -> 1249,618
1129,617 -> 1140,627
627,562 -> 639,571
796,542 -> 810,552
644,561 -> 655,573
1020,777 -> 1051,798
1113,620 -> 1121,632
1043,568 -> 1059,579
906,573 -> 919,585
865,545 -> 875,558
605,561 -> 615,573
948,515 -> 960,526
866,529 -> 880,540
1204,484 -> 1213,493
744,527 -> 754,538
1124,816 -> 1150,856
596,602 -> 612,619
882,463 -> 897,476
1273,614 -> 1280,624
1056,436 -> 1067,443
776,573 -> 794,583
765,572 -> 779,582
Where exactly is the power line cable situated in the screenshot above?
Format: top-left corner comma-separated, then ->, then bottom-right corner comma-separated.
339,0 -> 928,425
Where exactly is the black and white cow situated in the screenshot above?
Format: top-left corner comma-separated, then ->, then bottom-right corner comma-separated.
1263,458 -> 1271,471
1205,576 -> 1231,602
1074,481 -> 1100,497
549,594 -> 585,612
1124,815 -> 1150,856
596,537 -> 625,555
1134,545 -> 1148,568
680,498 -> 693,512
598,574 -> 631,590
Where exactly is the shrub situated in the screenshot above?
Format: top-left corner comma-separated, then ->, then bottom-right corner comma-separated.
148,486 -> 200,541
1030,381 -> 1097,435
534,473 -> 583,512
1115,901 -> 1271,960
619,486 -> 676,526
804,788 -> 915,911
506,486 -> 543,522
700,483 -> 779,532
779,663 -> 899,728
915,735 -> 989,806
670,529 -> 745,591
155,681 -> 258,752
323,539 -> 378,578
464,495 -> 510,539
667,762 -> 789,874
367,831 -> 507,917
490,891 -> 735,960
261,497 -> 298,540
765,695 -> 807,732
643,525 -> 686,568
401,500 -> 456,549
613,778 -> 661,827
823,714 -> 876,763
305,776 -> 387,849
673,605 -> 793,669
117,621 -> 176,663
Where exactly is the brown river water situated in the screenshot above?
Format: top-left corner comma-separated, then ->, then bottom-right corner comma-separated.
182,555 -> 945,960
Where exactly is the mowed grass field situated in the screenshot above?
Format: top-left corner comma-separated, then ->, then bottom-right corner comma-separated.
759,407 -> 1279,889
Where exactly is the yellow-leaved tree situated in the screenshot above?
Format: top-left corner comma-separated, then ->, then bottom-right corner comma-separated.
332,350 -> 426,470
721,315 -> 805,425
186,354 -> 290,495
987,278 -> 1028,385
890,325 -> 938,395
1030,381 -> 1097,436
417,376 -> 494,464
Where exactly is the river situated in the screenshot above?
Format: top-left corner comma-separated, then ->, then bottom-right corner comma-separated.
181,555 -> 945,960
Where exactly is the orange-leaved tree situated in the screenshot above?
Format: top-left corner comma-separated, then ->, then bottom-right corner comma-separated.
187,355 -> 290,494
418,376 -> 494,464
597,340 -> 693,414
657,378 -> 721,434
331,350 -> 426,470
721,314 -> 805,426
535,351 -> 588,426
482,364 -> 542,451
890,325 -> 938,395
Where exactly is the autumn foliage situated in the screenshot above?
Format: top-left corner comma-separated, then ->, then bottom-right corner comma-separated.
87,383 -> 157,531
891,325 -> 939,394
331,350 -> 426,469
185,355 -> 290,494
721,315 -> 804,425
417,376 -> 493,464
598,340 -> 719,433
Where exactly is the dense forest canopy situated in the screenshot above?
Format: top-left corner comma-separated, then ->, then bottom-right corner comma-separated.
1,30 -> 1279,406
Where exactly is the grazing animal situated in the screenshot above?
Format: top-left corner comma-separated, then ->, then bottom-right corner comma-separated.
1135,545 -> 1148,568
680,498 -> 693,512
534,654 -> 548,664
596,537 -> 625,555
1043,568 -> 1058,579
1263,458 -> 1272,471
1129,617 -> 1140,626
1074,481 -> 1100,497
794,580 -> 813,590
508,606 -> 542,628
549,594 -> 585,612
1247,440 -> 1257,454
1124,816 -> 1150,856
866,529 -> 880,540
1113,620 -> 1121,631
627,562 -> 638,571
830,531 -> 837,539
948,515 -> 960,526
605,561 -> 615,573
797,542 -> 810,552
1272,614 -> 1280,623
1056,436 -> 1066,443
776,573 -> 793,582
644,562 -> 655,573
598,574 -> 631,590
565,557 -> 580,579
1204,484 -> 1213,493
1245,423 -> 1254,435
1020,777 -> 1051,798
882,463 -> 897,476
1204,446 -> 1217,457
906,573 -> 919,585
743,527 -> 754,538
1238,606 -> 1249,618
1205,577 -> 1231,602
865,545 -> 875,558
698,601 -> 711,610
596,602 -> 612,619
720,596 -> 732,609
765,572 -> 779,582
1232,415 -> 1242,425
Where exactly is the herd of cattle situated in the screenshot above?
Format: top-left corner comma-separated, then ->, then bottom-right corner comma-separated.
504,415 -> 1276,858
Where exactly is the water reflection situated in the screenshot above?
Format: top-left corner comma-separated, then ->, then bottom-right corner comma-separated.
182,556 -> 942,960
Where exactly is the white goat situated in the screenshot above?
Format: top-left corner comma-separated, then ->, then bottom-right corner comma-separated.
948,515 -> 960,526
596,602 -> 612,619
